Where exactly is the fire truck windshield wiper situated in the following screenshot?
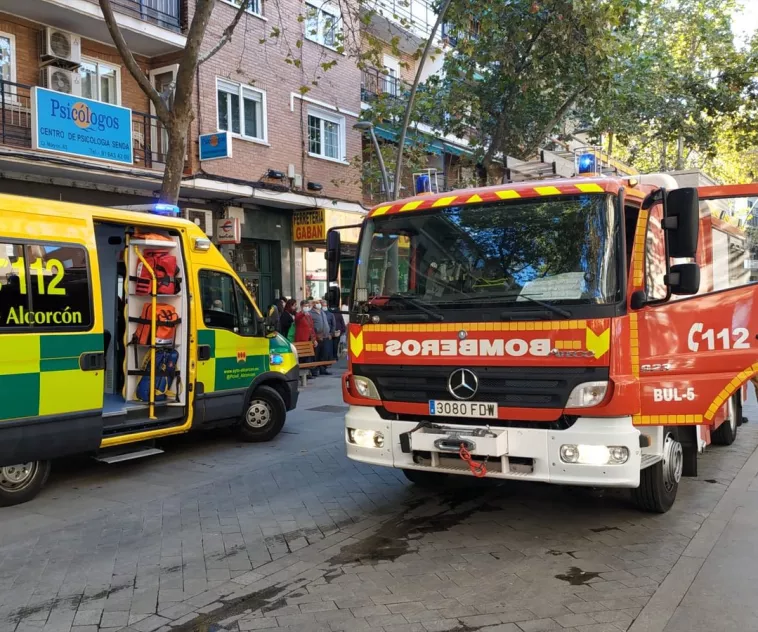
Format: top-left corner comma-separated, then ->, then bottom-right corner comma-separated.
501,293 -> 572,319
386,295 -> 445,321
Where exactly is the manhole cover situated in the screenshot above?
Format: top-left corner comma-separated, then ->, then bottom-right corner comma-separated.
307,405 -> 349,413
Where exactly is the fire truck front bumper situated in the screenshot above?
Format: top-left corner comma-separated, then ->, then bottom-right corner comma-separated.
345,406 -> 642,488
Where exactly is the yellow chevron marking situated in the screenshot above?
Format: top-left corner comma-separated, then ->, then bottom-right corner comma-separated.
466,194 -> 484,203
576,183 -> 605,193
349,331 -> 364,358
400,200 -> 423,212
585,327 -> 610,359
496,190 -> 521,200
372,205 -> 391,216
535,186 -> 562,196
432,196 -> 458,207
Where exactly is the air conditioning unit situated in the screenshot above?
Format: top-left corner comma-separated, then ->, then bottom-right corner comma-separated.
40,28 -> 82,66
186,209 -> 214,237
40,66 -> 82,96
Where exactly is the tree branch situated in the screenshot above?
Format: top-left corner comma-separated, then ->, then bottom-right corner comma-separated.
198,0 -> 253,64
98,0 -> 169,122
173,0 -> 216,118
392,0 -> 454,199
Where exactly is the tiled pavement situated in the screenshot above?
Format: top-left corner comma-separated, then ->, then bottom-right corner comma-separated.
2,370 -> 757,632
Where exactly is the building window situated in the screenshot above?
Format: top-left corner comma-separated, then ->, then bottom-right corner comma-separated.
222,0 -> 263,17
307,109 -> 344,161
305,2 -> 341,48
0,33 -> 16,85
79,59 -> 120,105
217,79 -> 267,142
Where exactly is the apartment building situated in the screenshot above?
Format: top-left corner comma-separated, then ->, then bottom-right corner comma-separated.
0,0 -> 366,306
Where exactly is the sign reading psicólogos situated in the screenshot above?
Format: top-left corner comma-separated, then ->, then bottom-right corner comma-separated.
199,131 -> 232,161
31,87 -> 133,165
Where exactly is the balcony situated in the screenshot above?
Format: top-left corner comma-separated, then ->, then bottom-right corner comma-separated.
361,0 -> 438,53
0,0 -> 186,56
0,80 -> 169,171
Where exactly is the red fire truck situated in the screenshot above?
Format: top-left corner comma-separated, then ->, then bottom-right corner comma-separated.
326,174 -> 758,512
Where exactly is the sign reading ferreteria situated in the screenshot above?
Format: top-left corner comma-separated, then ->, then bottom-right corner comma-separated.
293,209 -> 326,242
31,87 -> 133,165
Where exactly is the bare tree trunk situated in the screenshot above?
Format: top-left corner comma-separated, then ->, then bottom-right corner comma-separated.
392,0 -> 453,198
160,123 -> 189,205
520,86 -> 585,159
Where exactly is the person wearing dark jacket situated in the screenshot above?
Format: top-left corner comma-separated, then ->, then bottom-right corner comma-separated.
333,308 -> 346,360
279,299 -> 297,339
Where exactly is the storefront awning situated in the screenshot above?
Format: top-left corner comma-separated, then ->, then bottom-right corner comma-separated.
442,142 -> 472,157
374,126 -> 449,156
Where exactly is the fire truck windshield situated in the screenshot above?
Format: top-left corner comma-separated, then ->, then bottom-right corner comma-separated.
354,194 -> 622,318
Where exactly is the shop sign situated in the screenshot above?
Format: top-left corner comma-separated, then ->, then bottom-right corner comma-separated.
31,87 -> 133,165
199,131 -> 232,161
293,209 -> 326,242
217,218 -> 241,244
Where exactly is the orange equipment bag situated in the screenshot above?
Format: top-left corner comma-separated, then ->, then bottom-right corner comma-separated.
134,250 -> 181,295
131,303 -> 181,346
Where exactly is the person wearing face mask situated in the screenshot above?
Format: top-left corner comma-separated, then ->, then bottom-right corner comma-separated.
279,299 -> 297,341
311,300 -> 332,375
295,299 -> 318,378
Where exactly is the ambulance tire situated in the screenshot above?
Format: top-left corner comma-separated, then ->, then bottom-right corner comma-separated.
0,460 -> 51,507
632,429 -> 681,514
712,394 -> 739,446
239,385 -> 286,442
402,469 -> 448,488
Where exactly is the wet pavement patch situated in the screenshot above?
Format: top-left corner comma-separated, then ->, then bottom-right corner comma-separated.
555,566 -> 602,585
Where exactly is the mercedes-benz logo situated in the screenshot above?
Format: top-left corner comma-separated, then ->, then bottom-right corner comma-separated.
447,368 -> 479,400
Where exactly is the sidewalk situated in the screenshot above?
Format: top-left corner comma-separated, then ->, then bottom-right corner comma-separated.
630,403 -> 758,632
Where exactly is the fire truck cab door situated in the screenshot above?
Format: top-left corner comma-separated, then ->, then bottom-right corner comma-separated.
635,184 -> 758,426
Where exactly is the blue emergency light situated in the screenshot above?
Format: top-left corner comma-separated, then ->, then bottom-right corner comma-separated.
577,153 -> 597,175
149,204 -> 181,217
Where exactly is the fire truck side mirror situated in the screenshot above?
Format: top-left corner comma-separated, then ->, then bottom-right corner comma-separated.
665,188 -> 699,258
666,262 -> 700,296
326,229 -> 341,283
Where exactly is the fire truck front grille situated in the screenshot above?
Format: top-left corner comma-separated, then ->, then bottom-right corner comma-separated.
354,364 -> 609,410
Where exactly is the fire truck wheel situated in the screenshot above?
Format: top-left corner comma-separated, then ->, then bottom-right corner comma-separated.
711,395 -> 739,446
239,385 -> 286,442
0,460 -> 51,507
402,469 -> 448,488
632,430 -> 682,513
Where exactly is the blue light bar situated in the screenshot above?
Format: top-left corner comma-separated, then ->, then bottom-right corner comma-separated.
150,204 -> 180,217
577,153 -> 597,175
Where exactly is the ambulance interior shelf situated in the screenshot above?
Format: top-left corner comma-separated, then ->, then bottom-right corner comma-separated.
124,232 -> 187,411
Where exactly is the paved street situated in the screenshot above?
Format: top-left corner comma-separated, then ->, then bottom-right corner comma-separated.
2,366 -> 758,632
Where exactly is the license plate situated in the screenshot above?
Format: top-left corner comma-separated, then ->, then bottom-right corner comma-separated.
428,400 -> 498,419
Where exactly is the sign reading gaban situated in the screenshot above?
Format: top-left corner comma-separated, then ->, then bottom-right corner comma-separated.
31,87 -> 133,165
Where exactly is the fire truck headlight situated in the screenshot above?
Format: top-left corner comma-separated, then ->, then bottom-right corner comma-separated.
353,376 -> 380,400
348,428 -> 384,448
565,381 -> 608,408
560,444 -> 629,465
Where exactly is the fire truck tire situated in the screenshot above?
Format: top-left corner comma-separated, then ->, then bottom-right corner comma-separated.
632,430 -> 681,513
0,460 -> 51,507
402,469 -> 448,488
711,395 -> 739,446
239,385 -> 286,442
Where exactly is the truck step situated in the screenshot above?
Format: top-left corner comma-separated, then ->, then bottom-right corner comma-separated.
94,447 -> 164,464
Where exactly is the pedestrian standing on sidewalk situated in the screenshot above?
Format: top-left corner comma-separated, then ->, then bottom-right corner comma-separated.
311,300 -> 332,375
322,298 -> 338,364
295,300 -> 319,378
279,299 -> 297,341
332,302 -> 346,360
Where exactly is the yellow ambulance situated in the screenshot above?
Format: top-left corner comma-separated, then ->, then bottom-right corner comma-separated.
0,195 -> 299,506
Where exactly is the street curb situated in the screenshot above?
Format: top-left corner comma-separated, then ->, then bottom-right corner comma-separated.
628,440 -> 758,632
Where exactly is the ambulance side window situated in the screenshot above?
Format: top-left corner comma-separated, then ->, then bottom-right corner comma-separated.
234,283 -> 258,336
0,240 -> 93,330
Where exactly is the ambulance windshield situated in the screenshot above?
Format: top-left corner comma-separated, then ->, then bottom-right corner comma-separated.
354,194 -> 621,315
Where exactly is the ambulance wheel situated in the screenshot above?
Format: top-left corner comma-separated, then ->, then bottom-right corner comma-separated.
712,395 -> 739,446
402,469 -> 448,488
0,460 -> 51,507
239,385 -> 286,442
632,430 -> 681,513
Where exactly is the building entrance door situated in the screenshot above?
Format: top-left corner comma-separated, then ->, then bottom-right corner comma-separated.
236,240 -> 279,309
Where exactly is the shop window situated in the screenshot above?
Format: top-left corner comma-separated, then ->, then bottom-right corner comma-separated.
79,59 -> 120,105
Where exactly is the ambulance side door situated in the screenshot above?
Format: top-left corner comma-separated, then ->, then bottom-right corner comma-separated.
635,184 -> 758,426
195,268 -> 269,423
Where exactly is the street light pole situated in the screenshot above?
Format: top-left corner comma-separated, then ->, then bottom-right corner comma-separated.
353,121 -> 392,201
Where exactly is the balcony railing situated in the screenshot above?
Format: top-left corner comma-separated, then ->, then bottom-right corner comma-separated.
0,79 -> 169,171
105,0 -> 182,32
370,0 -> 436,39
